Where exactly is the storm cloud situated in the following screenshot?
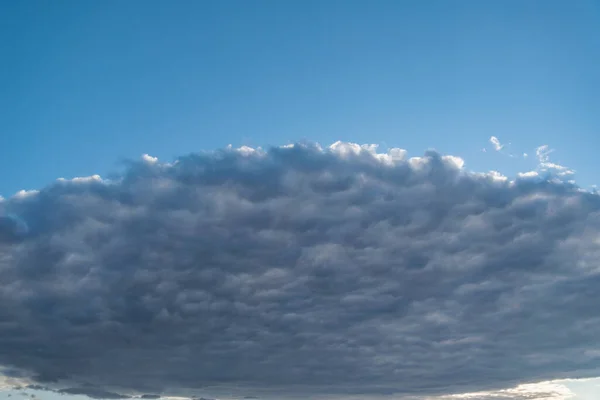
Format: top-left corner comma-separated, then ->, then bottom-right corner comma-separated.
1,142 -> 600,399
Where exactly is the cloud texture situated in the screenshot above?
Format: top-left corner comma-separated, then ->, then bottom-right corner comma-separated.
1,142 -> 600,399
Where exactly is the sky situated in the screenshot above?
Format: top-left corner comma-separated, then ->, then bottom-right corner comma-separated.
2,0 -> 599,196
1,1 -> 600,400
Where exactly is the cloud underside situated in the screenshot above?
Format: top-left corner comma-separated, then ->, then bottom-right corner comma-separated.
1,142 -> 600,399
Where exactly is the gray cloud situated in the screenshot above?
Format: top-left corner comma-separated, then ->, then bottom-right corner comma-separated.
0,214 -> 28,243
1,142 -> 600,399
57,388 -> 130,399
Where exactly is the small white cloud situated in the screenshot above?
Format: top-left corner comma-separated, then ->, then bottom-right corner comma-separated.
237,146 -> 257,156
487,170 -> 508,181
142,154 -> 158,164
539,162 -> 575,176
489,136 -> 504,151
227,145 -> 265,157
523,153 -> 528,158
518,171 -> 539,178
57,175 -> 103,184
12,190 -> 39,199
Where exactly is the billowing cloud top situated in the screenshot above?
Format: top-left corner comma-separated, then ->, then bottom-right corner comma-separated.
1,142 -> 600,399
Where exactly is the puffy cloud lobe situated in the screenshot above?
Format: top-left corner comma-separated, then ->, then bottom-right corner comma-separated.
1,142 -> 600,399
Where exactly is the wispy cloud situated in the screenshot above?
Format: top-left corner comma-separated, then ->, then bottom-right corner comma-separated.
486,136 -> 523,158
535,145 -> 575,177
489,136 -> 504,151
536,144 -> 554,163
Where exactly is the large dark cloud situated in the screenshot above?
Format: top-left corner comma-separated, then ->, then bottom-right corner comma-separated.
1,142 -> 600,399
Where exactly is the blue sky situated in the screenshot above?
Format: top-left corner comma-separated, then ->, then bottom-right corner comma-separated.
1,0 -> 599,197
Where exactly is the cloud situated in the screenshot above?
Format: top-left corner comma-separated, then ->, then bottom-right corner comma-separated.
142,154 -> 158,164
1,142 -> 600,399
12,190 -> 39,200
58,388 -> 130,399
57,175 -> 104,184
517,171 -> 539,179
3,385 -> 135,400
0,214 -> 29,243
536,145 -> 554,163
489,136 -> 504,151
487,136 -> 521,158
535,145 -> 575,177
426,380 -> 576,400
0,374 -> 30,391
